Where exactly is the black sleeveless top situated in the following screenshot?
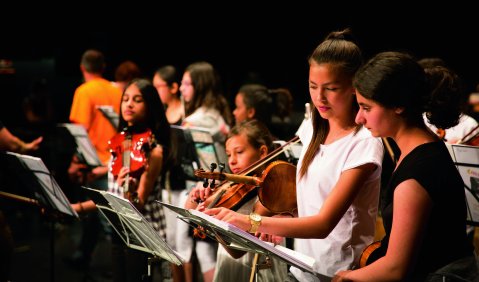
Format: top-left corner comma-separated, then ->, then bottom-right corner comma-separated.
379,142 -> 473,281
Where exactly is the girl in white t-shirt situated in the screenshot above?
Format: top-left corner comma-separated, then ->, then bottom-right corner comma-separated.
204,28 -> 384,281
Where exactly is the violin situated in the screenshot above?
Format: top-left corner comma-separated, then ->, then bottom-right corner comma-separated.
108,127 -> 156,202
195,160 -> 297,216
191,136 -> 300,239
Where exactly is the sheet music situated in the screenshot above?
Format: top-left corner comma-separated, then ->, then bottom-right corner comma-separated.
59,123 -> 103,167
84,188 -> 184,265
4,152 -> 78,218
446,143 -> 479,225
97,105 -> 119,129
158,201 -> 330,280
169,125 -> 227,181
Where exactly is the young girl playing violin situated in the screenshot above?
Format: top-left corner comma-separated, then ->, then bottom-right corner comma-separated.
72,78 -> 171,282
186,119 -> 288,282
203,28 -> 384,281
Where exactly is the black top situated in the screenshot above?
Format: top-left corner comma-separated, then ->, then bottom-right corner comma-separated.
379,141 -> 473,281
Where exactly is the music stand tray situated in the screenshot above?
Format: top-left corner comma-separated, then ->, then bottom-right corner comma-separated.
157,201 -> 330,281
58,123 -> 103,168
83,187 -> 184,265
0,151 -> 78,218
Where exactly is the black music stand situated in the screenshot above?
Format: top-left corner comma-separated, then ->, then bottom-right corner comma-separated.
58,123 -> 103,168
83,187 -> 184,277
0,151 -> 78,218
447,144 -> 479,226
157,201 -> 331,281
97,105 -> 119,129
170,125 -> 228,181
0,151 -> 79,282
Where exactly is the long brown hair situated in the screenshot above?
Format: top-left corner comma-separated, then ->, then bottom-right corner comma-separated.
299,28 -> 363,179
184,62 -> 233,126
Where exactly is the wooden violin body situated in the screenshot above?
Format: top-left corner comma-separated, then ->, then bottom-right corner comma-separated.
257,161 -> 296,215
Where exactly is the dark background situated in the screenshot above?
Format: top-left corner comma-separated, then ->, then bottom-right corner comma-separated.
1,11 -> 478,129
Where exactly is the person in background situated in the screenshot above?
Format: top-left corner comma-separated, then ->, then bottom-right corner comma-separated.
233,83 -> 294,140
153,65 -> 186,282
418,58 -> 479,144
112,60 -> 142,93
186,120 -> 289,282
0,120 -> 42,153
72,78 -> 171,281
333,52 -> 476,281
66,49 -> 122,270
0,119 -> 42,282
469,88 -> 479,122
153,65 -> 183,126
204,28 -> 384,281
178,61 -> 232,282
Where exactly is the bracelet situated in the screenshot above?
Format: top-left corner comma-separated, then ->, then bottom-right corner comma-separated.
78,202 -> 84,213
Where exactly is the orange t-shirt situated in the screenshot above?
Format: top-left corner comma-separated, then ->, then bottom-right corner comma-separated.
70,78 -> 122,164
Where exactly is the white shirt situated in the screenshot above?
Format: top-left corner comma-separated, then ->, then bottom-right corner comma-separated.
290,119 -> 383,280
423,113 -> 479,144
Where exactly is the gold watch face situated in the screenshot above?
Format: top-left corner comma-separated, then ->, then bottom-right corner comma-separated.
250,213 -> 261,222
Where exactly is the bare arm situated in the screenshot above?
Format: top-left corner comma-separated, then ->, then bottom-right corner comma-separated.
136,145 -> 164,208
204,163 -> 377,238
0,127 -> 43,153
71,199 -> 97,213
333,179 -> 432,281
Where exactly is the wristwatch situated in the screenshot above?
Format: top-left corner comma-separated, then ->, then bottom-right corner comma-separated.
248,212 -> 262,233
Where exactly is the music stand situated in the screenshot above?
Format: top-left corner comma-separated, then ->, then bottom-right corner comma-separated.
170,125 -> 228,181
83,187 -> 184,270
273,140 -> 303,165
58,123 -> 103,168
0,151 -> 79,282
0,151 -> 78,219
157,201 -> 331,281
97,105 -> 119,129
447,143 -> 479,225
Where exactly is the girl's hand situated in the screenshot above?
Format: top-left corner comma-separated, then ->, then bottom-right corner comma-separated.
259,233 -> 284,245
21,136 -> 43,153
116,167 -> 134,187
116,167 -> 129,186
191,181 -> 213,202
186,182 -> 215,210
87,165 -> 108,182
116,167 -> 138,192
204,207 -> 250,232
332,270 -> 353,282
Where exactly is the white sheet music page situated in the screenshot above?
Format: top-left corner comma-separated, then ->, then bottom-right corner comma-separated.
446,143 -> 479,225
188,209 -> 317,270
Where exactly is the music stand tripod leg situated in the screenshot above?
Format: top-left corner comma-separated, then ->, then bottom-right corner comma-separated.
249,253 -> 259,282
